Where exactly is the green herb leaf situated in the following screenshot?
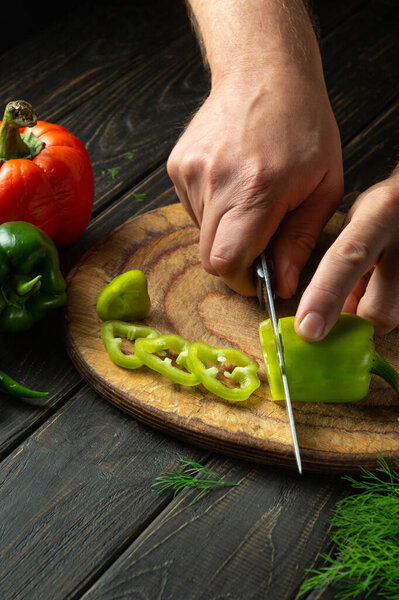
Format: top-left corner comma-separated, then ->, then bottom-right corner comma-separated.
108,167 -> 120,179
152,456 -> 237,504
102,167 -> 120,179
124,152 -> 135,160
131,192 -> 147,201
299,453 -> 399,599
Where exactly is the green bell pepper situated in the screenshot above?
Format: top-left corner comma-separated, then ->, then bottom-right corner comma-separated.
97,270 -> 151,322
259,313 -> 399,402
102,320 -> 160,369
186,342 -> 260,401
0,221 -> 66,332
134,334 -> 200,386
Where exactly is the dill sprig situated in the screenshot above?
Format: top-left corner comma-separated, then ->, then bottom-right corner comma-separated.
152,456 -> 237,504
300,454 -> 399,600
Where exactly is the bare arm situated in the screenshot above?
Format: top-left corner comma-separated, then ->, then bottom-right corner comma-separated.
168,0 -> 343,296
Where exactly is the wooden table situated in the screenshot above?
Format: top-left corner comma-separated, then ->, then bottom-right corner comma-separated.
0,1 -> 397,598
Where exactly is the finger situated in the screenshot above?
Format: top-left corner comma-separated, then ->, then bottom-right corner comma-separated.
356,247 -> 399,334
272,169 -> 343,298
341,271 -> 372,313
172,184 -> 200,228
202,198 -> 287,295
295,218 -> 388,341
167,150 -> 202,227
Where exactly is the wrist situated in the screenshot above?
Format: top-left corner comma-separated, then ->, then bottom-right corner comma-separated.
188,0 -> 323,88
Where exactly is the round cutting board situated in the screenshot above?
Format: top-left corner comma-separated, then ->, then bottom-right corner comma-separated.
65,203 -> 399,472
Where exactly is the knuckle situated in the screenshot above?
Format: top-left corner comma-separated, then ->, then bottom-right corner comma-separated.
287,231 -> 317,255
240,160 -> 269,196
166,154 -> 178,180
204,156 -> 227,190
377,187 -> 399,219
209,251 -> 233,276
312,281 -> 342,304
334,237 -> 370,267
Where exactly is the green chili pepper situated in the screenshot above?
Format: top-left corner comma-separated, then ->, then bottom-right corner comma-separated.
134,334 -> 200,386
259,313 -> 399,402
0,370 -> 48,398
0,221 -> 66,332
102,320 -> 160,369
96,270 -> 151,321
186,342 -> 260,401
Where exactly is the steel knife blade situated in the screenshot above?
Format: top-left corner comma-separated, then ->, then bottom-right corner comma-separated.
255,251 -> 302,474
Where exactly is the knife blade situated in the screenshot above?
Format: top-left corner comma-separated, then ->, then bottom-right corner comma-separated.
255,251 -> 302,474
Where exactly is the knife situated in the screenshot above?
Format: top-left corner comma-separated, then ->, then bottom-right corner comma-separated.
255,251 -> 302,475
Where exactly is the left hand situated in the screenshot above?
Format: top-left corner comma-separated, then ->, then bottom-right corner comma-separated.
295,166 -> 399,340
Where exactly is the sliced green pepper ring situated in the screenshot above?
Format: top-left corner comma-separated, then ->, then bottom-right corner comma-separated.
102,320 -> 160,369
186,342 -> 260,401
134,334 -> 200,386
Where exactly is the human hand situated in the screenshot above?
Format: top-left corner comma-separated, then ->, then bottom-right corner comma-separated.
167,67 -> 343,296
295,166 -> 399,340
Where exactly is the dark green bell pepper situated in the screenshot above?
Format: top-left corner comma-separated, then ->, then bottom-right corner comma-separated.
0,221 -> 66,332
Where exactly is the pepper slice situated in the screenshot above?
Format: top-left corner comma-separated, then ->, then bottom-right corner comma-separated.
102,320 -> 160,369
134,334 -> 200,386
259,313 -> 399,402
186,342 -> 260,401
97,270 -> 151,322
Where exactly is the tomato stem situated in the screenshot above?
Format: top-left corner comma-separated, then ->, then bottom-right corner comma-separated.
0,100 -> 43,161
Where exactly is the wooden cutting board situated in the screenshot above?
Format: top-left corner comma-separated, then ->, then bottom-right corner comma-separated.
65,203 -> 399,472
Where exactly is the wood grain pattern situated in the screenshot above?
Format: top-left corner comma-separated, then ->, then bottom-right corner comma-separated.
65,203 -> 399,472
0,386 -> 208,600
81,457 -> 345,600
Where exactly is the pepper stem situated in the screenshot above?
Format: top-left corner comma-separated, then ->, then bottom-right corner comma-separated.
16,275 -> 42,297
0,100 -> 43,161
371,352 -> 399,395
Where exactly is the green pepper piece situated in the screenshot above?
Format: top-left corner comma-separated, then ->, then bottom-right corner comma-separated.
96,270 -> 151,321
186,342 -> 260,401
0,221 -> 66,332
102,320 -> 160,369
259,313 -> 399,402
0,370 -> 48,398
134,334 -> 200,386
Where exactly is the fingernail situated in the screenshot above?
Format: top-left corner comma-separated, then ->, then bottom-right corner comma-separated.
285,264 -> 299,297
298,312 -> 325,341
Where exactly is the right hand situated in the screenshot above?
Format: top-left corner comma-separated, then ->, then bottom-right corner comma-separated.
167,67 -> 344,297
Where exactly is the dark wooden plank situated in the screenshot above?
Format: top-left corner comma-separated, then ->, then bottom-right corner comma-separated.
0,386 -> 208,600
0,1 -> 81,54
342,98 -> 399,202
0,317 -> 82,459
0,0 -> 190,117
309,0 -> 367,36
321,2 -> 399,145
80,457 -> 347,600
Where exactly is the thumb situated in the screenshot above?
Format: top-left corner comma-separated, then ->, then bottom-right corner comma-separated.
272,170 -> 343,298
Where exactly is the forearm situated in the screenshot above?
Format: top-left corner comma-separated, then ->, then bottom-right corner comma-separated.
185,0 -> 322,84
